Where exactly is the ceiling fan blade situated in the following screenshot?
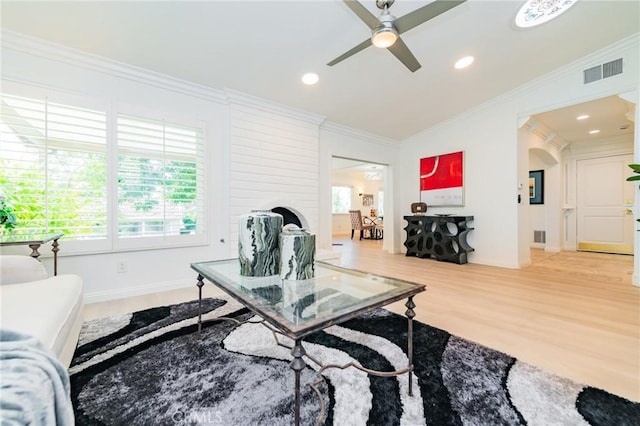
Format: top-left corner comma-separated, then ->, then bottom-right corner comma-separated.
387,36 -> 421,72
343,0 -> 381,29
327,38 -> 373,66
395,0 -> 466,34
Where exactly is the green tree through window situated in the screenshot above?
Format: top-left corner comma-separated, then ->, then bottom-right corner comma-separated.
0,94 -> 107,239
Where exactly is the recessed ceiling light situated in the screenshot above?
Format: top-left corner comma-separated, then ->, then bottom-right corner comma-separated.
589,129 -> 600,134
515,0 -> 579,28
454,56 -> 474,69
576,114 -> 590,120
301,73 -> 319,85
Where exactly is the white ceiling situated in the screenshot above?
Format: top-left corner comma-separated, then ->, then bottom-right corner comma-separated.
529,95 -> 635,145
1,0 -> 638,141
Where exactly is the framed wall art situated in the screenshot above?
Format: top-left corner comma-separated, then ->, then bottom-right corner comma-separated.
529,170 -> 544,204
420,151 -> 464,206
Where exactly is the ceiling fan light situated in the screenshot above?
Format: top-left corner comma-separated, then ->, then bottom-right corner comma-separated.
371,25 -> 398,48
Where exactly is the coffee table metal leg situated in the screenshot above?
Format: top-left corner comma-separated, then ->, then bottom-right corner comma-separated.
405,296 -> 416,396
291,339 -> 306,426
51,238 -> 60,276
27,243 -> 42,261
196,274 -> 204,338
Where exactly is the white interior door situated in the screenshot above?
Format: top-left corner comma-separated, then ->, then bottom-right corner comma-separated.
577,154 -> 635,254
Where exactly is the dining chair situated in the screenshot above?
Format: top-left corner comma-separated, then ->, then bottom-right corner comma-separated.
348,210 -> 375,240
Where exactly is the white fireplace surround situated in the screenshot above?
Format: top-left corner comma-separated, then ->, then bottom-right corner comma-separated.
257,202 -> 311,232
255,201 -> 339,261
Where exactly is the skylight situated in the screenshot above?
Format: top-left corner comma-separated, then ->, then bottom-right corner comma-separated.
515,0 -> 580,28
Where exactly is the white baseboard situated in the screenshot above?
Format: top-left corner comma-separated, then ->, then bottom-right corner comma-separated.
84,279 -> 193,304
84,251 -> 342,303
317,248 -> 341,261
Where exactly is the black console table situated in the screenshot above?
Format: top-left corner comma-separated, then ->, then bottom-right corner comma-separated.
403,215 -> 474,264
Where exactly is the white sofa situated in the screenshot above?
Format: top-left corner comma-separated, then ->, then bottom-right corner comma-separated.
0,255 -> 84,368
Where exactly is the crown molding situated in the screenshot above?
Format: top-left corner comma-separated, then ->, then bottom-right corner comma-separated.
515,32 -> 640,117
320,121 -> 398,147
223,89 -> 326,127
1,30 -> 228,104
2,30 -> 327,126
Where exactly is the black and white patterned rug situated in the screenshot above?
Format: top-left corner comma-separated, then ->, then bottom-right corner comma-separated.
70,296 -> 639,425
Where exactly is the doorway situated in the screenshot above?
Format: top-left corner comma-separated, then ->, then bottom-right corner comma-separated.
523,94 -> 636,258
331,156 -> 387,248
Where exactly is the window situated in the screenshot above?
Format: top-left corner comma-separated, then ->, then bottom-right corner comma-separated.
0,94 -> 108,240
0,91 -> 206,252
117,114 -> 204,239
378,191 -> 384,216
332,186 -> 352,213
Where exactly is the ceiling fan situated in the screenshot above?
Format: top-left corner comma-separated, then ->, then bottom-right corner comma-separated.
328,0 -> 466,72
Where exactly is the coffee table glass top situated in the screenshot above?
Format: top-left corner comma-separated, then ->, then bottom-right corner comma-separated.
0,232 -> 64,245
191,258 -> 425,339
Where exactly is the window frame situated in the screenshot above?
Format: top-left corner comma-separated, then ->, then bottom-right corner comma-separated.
1,81 -> 210,255
114,107 -> 208,251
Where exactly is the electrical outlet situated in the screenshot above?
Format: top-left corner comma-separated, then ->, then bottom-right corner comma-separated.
117,261 -> 128,273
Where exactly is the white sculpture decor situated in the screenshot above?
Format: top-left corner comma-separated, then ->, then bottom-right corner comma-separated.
279,226 -> 315,280
238,210 -> 283,277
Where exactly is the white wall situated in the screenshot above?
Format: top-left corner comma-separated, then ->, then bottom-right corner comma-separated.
399,34 -> 639,269
522,125 -> 564,256
399,104 -> 518,267
528,151 -> 548,249
225,91 -> 323,257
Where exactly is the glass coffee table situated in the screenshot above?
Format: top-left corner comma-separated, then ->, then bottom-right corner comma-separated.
191,259 -> 426,426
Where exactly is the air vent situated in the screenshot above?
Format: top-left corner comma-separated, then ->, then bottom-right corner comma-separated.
583,58 -> 624,84
603,58 -> 623,78
534,230 -> 546,243
583,65 -> 602,84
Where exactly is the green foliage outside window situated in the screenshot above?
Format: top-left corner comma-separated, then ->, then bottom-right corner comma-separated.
0,154 -> 108,237
0,196 -> 17,232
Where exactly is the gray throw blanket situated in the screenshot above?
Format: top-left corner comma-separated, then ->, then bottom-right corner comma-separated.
0,329 -> 74,426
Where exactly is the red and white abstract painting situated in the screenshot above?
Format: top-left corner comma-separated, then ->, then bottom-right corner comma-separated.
420,151 -> 464,206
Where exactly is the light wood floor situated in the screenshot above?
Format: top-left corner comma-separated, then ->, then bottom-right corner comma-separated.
84,239 -> 640,402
